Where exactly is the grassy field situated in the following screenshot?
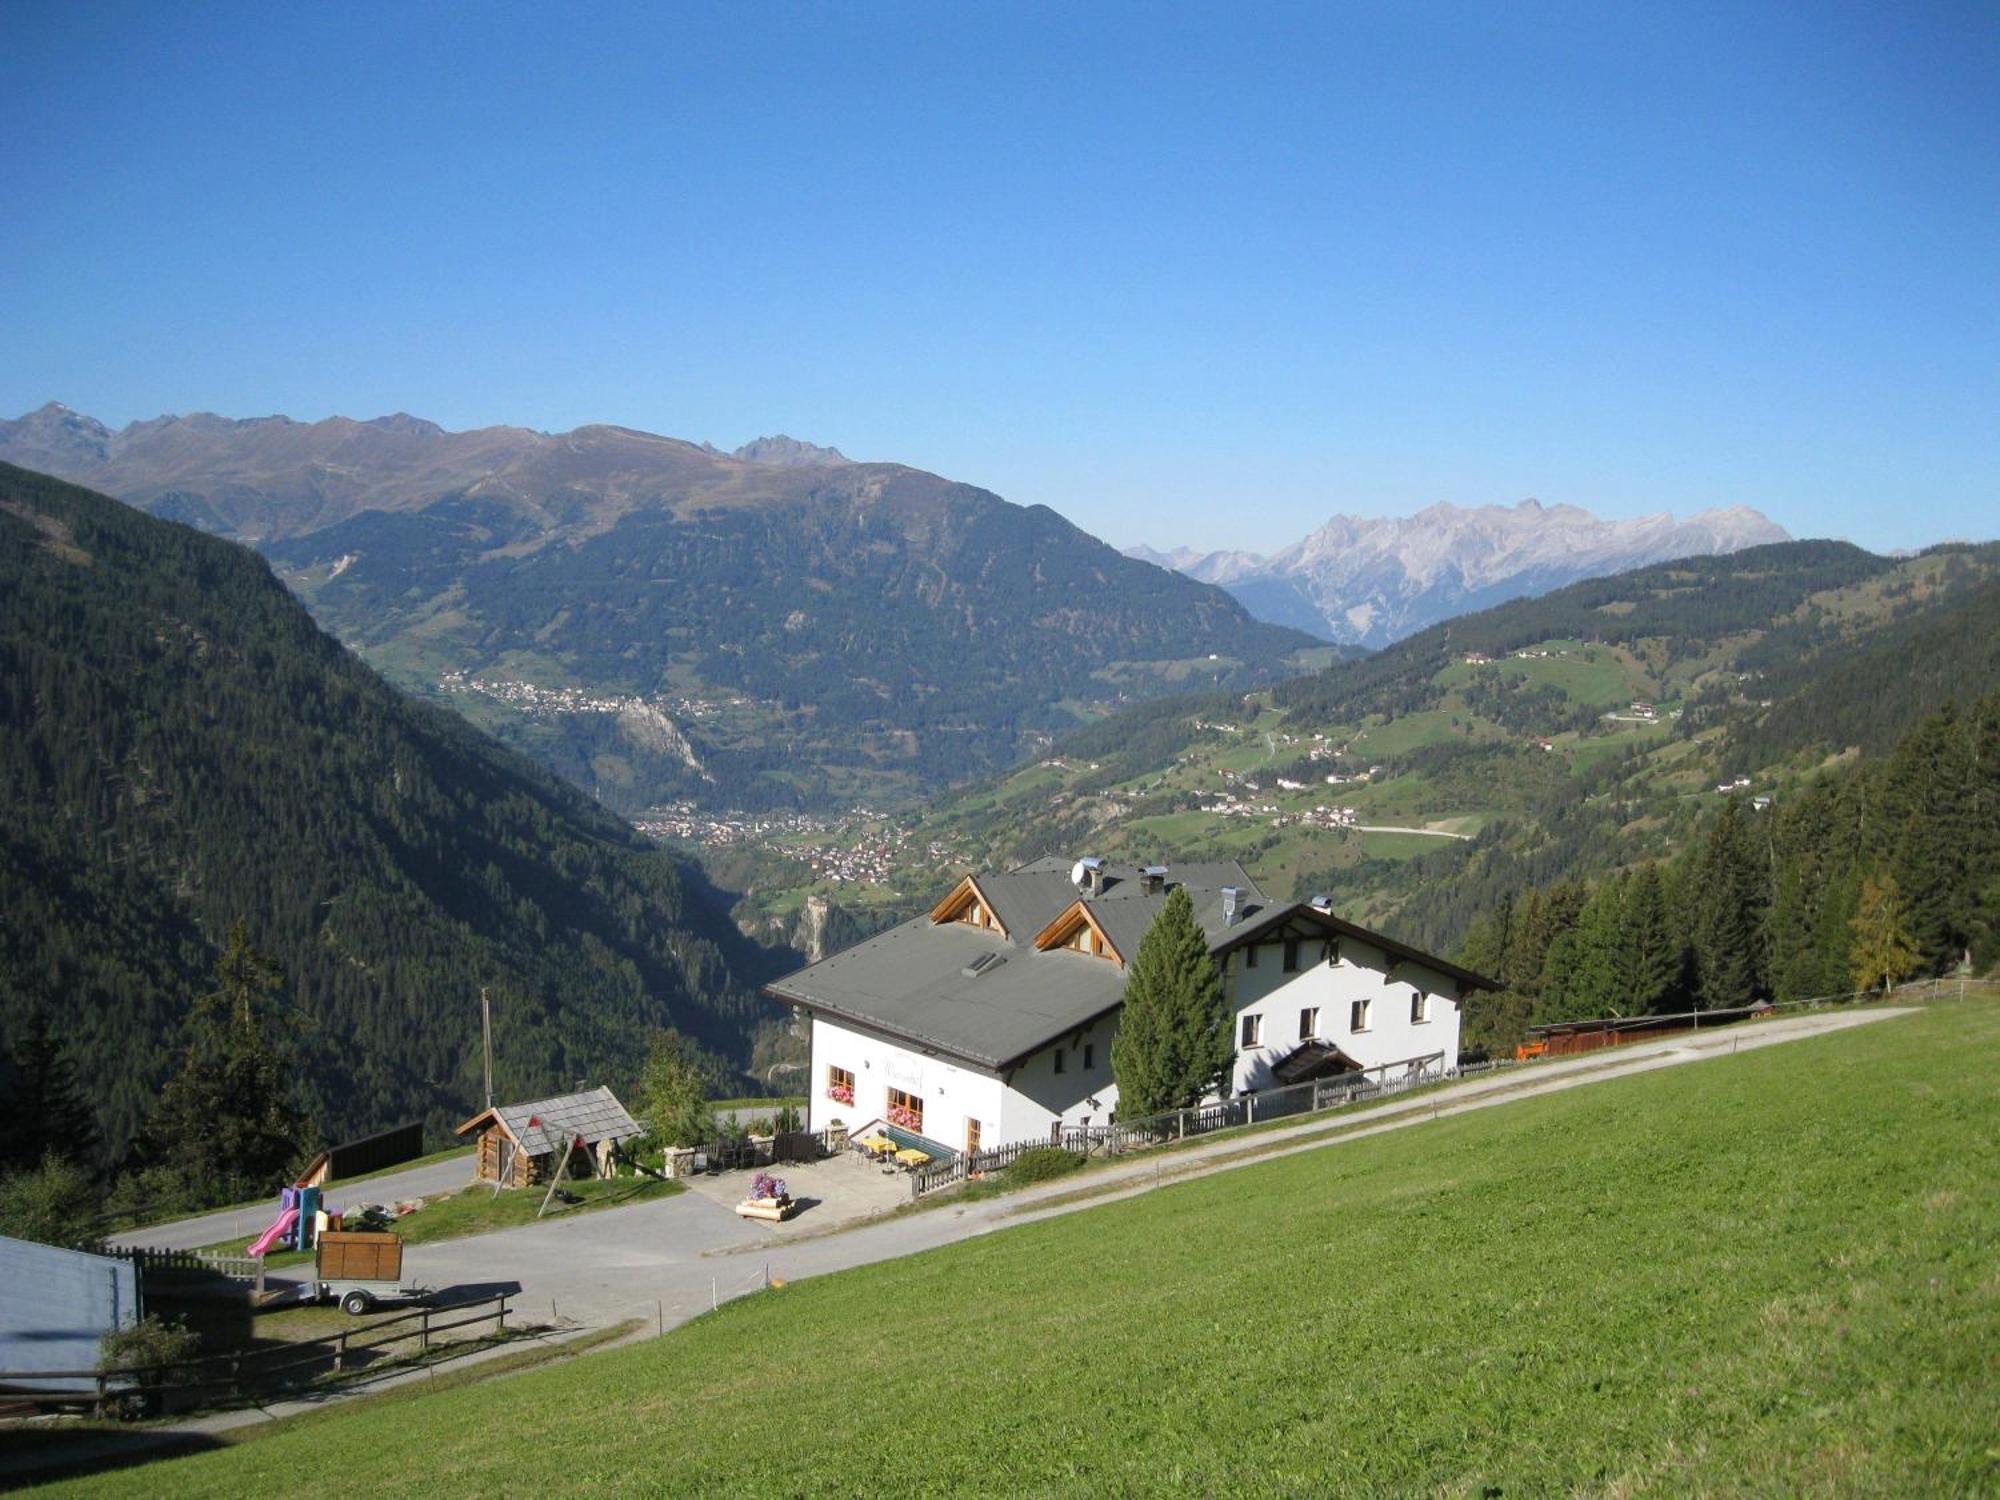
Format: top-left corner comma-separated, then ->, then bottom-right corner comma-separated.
67,1001 -> 1998,1497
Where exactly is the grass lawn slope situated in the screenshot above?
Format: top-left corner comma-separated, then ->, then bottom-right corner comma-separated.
67,1003 -> 1999,1497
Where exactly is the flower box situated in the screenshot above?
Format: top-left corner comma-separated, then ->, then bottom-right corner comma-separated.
826,1083 -> 854,1105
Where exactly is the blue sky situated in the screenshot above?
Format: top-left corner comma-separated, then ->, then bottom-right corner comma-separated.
2,2 -> 1994,553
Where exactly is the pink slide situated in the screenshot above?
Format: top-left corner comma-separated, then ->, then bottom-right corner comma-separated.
247,1208 -> 298,1257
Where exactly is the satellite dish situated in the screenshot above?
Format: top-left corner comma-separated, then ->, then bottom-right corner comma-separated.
1070,860 -> 1089,888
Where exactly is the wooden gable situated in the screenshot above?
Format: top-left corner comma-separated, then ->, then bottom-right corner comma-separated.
1031,900 -> 1124,966
928,874 -> 1007,936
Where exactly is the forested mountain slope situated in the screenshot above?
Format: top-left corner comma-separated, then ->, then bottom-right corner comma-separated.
1,405 -> 1320,813
0,463 -> 773,1159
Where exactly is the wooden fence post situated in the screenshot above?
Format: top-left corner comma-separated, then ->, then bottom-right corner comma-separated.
420,1307 -> 431,1351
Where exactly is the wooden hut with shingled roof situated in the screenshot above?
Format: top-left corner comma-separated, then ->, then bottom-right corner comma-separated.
454,1086 -> 643,1188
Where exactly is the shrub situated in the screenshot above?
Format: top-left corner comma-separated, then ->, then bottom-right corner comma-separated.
1004,1148 -> 1084,1185
0,1151 -> 101,1247
774,1103 -> 804,1133
98,1313 -> 202,1375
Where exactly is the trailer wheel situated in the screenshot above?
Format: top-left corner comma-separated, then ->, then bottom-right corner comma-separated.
341,1290 -> 374,1316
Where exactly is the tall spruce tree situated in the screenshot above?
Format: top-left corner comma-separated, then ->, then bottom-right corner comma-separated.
128,922 -> 314,1211
1543,876 -> 1627,1019
0,1011 -> 101,1174
1693,799 -> 1769,1008
1112,886 -> 1232,1119
1622,864 -> 1683,1015
1882,702 -> 1973,972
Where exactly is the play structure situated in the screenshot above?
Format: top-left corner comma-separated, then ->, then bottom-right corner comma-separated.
246,1183 -> 345,1258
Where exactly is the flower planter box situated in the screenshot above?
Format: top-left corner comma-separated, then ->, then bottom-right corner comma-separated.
734,1195 -> 796,1222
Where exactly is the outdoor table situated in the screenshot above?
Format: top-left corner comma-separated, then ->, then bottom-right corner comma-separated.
894,1147 -> 931,1168
858,1135 -> 896,1157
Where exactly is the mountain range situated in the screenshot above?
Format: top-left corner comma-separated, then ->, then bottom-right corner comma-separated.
1128,499 -> 1790,647
0,404 -> 1319,812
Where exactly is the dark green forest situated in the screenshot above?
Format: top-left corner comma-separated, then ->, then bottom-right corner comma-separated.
0,463 -> 780,1166
1453,693 -> 2000,1052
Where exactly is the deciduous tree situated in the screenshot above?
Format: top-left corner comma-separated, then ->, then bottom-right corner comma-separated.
1850,872 -> 1920,995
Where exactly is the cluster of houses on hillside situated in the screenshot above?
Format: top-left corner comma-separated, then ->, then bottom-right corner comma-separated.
439,671 -> 742,724
635,803 -> 964,882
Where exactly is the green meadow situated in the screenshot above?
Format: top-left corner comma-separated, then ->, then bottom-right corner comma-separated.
86,1002 -> 1999,1497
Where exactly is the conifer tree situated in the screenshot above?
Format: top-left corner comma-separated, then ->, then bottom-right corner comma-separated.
1622,864 -> 1683,1015
1543,875 -> 1627,1019
0,1011 -> 101,1174
128,921 -> 314,1210
1850,872 -> 1920,995
1882,702 -> 1971,972
1112,886 -> 1232,1119
1693,799 -> 1768,1008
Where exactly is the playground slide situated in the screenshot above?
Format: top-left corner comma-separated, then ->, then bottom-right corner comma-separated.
247,1207 -> 299,1258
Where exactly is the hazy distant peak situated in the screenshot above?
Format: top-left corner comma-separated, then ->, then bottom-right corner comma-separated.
731,434 -> 852,468
1129,497 -> 1793,646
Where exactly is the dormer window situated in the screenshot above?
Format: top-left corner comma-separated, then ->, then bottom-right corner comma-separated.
1031,901 -> 1123,966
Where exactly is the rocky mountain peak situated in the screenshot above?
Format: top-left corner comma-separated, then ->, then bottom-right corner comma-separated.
731,434 -> 852,468
1128,499 -> 1793,646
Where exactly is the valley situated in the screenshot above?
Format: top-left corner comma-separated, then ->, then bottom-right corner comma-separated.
701,540 -> 2000,971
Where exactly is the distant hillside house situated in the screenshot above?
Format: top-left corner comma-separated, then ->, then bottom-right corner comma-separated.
768,858 -> 1493,1154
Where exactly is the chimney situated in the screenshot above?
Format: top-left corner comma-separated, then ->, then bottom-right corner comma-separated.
1309,894 -> 1333,912
1073,855 -> 1105,897
1139,864 -> 1168,895
1222,886 -> 1242,926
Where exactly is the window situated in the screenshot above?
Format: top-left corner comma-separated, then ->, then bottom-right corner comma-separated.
826,1065 -> 855,1106
1083,1043 -> 1095,1070
1299,1007 -> 1318,1040
1054,1048 -> 1067,1074
1350,999 -> 1372,1032
1283,938 -> 1300,973
1240,1013 -> 1263,1048
1244,944 -> 1258,969
886,1087 -> 924,1132
1411,992 -> 1430,1024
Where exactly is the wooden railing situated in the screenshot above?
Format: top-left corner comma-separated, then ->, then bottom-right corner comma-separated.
909,1050 -> 1457,1198
0,1293 -> 512,1417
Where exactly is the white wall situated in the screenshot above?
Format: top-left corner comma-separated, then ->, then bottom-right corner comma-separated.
804,933 -> 1461,1155
1223,934 -> 1460,1094
997,1013 -> 1122,1144
805,1012 -> 1009,1154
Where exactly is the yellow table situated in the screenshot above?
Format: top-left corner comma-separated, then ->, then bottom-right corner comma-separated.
858,1135 -> 896,1157
894,1147 -> 932,1168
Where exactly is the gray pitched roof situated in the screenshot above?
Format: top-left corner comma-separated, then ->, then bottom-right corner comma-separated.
460,1086 -> 643,1155
768,860 -> 1264,1069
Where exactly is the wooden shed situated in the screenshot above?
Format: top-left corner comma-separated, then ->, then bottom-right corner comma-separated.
454,1087 -> 644,1188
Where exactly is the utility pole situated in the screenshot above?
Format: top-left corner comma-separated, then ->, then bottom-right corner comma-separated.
481,986 -> 494,1109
